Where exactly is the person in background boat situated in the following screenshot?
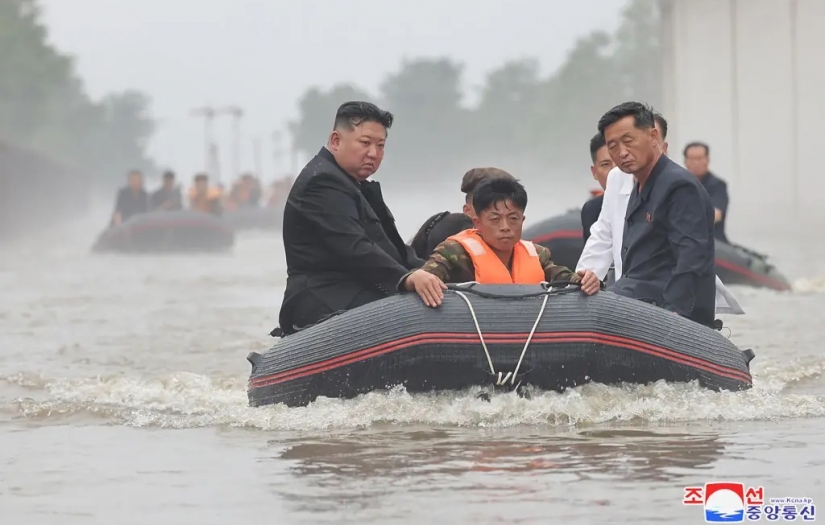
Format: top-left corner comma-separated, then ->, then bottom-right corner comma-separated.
400,177 -> 601,307
110,169 -> 148,226
274,101 -> 424,336
597,101 -> 716,326
409,167 -> 516,260
188,173 -> 223,215
149,170 -> 183,211
581,133 -> 616,242
684,141 -> 729,243
225,173 -> 263,211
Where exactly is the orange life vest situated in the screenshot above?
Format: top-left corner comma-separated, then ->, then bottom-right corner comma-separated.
448,229 -> 545,284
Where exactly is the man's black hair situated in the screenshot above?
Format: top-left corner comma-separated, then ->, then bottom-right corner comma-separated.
333,101 -> 394,131
471,177 -> 528,217
589,132 -> 606,163
683,141 -> 710,157
654,113 -> 668,140
597,101 -> 656,139
163,170 -> 175,180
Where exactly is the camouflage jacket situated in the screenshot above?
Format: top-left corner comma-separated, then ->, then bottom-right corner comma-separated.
398,238 -> 579,289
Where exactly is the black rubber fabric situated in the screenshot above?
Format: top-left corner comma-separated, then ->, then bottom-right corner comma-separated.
93,210 -> 235,253
248,286 -> 754,408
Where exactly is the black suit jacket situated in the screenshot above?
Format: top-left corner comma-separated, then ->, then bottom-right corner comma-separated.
609,154 -> 716,326
580,194 -> 604,242
278,147 -> 424,334
410,211 -> 474,260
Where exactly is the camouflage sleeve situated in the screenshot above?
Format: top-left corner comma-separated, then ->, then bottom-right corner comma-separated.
536,244 -> 580,284
397,239 -> 475,291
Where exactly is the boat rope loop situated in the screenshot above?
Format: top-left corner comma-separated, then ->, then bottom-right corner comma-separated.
453,287 -> 551,387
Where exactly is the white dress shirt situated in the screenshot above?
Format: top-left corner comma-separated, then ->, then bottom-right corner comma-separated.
576,166 -> 745,315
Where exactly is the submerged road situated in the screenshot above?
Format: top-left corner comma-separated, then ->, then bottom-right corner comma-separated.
1,201 -> 824,524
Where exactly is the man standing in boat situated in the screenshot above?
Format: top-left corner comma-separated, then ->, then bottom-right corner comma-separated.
596,101 -> 716,326
400,176 -> 601,307
275,101 -> 424,336
409,167 -> 516,260
683,141 -> 730,243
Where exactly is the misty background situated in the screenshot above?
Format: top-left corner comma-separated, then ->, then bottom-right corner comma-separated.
3,0 -> 821,243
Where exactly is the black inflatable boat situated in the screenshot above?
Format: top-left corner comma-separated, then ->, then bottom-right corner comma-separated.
523,209 -> 792,291
247,284 -> 754,408
224,205 -> 283,231
92,210 -> 235,253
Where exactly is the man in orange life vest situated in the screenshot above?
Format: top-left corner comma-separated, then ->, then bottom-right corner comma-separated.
399,176 -> 601,306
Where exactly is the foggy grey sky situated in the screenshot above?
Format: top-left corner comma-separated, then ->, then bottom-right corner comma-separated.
40,0 -> 625,183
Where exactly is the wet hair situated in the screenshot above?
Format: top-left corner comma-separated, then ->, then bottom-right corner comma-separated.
127,169 -> 142,178
333,101 -> 394,131
162,170 -> 175,180
683,141 -> 710,157
460,167 -> 516,202
597,101 -> 656,139
654,113 -> 668,140
471,177 -> 528,216
589,133 -> 606,163
194,173 -> 208,182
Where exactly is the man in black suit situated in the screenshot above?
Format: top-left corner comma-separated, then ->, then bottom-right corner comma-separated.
580,132 -> 615,242
276,101 -> 427,336
597,101 -> 716,327
683,141 -> 730,243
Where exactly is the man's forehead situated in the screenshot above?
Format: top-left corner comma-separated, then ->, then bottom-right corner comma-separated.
486,199 -> 521,213
352,122 -> 387,139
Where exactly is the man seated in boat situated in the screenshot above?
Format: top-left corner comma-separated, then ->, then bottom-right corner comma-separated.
409,167 -> 516,260
400,177 -> 601,307
109,169 -> 149,226
226,173 -> 263,211
188,173 -> 223,215
149,170 -> 183,212
274,101 -> 424,336
596,101 -> 716,326
580,132 -> 615,242
577,110 -> 743,316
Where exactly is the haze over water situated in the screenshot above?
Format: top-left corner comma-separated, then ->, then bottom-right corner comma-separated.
1,197 -> 824,524
2,0 -> 824,522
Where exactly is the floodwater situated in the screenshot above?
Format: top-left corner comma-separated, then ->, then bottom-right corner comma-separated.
1,201 -> 824,525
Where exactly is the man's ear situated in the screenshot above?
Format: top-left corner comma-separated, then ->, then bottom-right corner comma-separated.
329,130 -> 341,150
590,166 -> 598,180
462,202 -> 471,216
472,214 -> 481,229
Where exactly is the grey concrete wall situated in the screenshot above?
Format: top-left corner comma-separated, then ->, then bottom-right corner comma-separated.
661,0 -> 825,236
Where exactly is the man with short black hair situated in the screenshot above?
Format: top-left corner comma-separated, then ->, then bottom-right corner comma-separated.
597,101 -> 716,326
409,167 -> 516,259
276,101 -> 423,335
683,141 -> 730,242
581,133 -> 616,241
401,177 -> 600,307
150,170 -> 183,211
110,170 -> 148,226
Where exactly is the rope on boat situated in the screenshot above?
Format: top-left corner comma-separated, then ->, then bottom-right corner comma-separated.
451,282 -> 554,387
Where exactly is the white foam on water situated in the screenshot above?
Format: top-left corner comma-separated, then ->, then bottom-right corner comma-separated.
3,354 -> 824,432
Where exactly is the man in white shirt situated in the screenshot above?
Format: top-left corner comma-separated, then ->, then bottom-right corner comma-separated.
576,113 -> 744,315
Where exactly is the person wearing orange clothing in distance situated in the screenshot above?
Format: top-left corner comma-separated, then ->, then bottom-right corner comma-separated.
399,176 -> 601,306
